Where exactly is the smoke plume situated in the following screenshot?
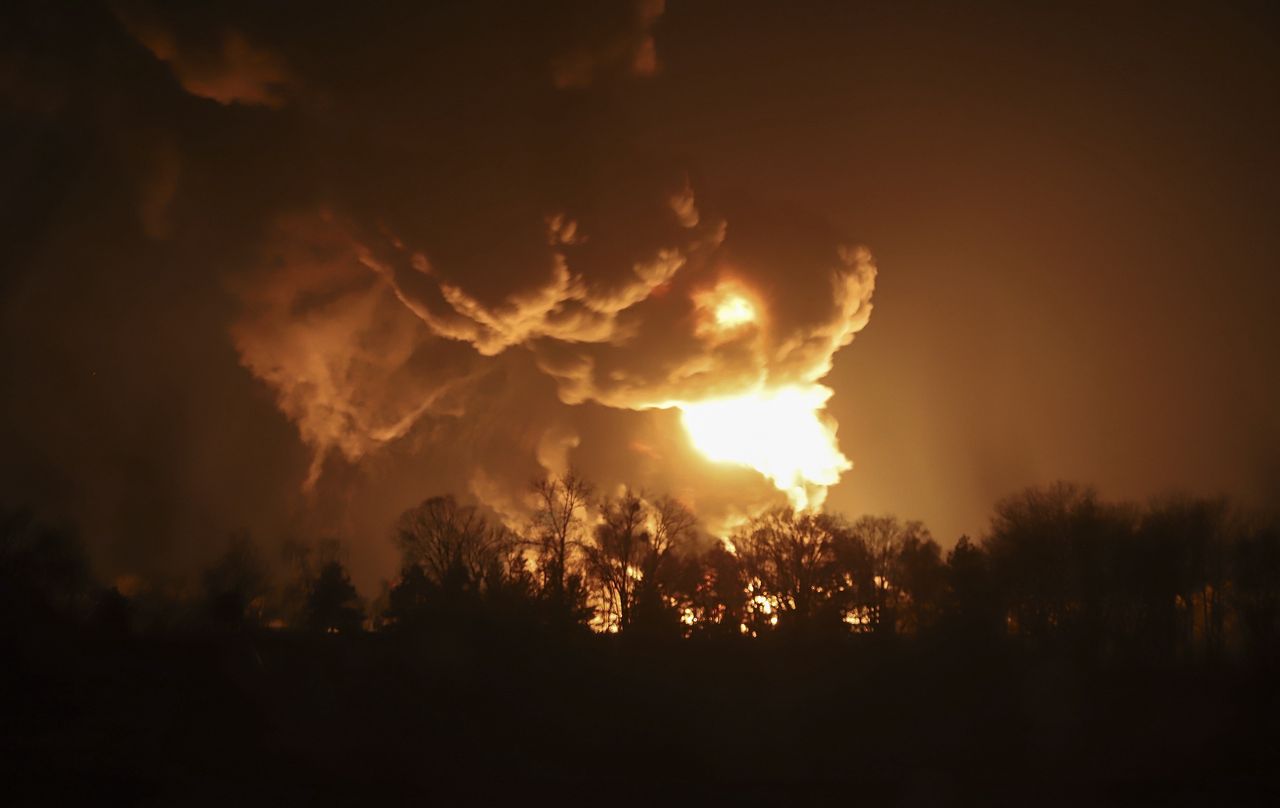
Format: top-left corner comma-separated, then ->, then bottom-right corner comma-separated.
1,0 -> 874,587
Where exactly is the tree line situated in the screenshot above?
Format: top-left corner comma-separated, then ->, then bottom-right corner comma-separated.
3,477 -> 1278,662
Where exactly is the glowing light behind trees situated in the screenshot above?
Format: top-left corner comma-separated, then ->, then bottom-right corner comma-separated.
679,384 -> 850,511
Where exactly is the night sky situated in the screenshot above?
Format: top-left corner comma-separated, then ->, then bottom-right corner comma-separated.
3,0 -> 1278,591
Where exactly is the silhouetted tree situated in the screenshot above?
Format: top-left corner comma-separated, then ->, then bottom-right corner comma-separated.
583,491 -> 697,634
844,515 -> 935,634
985,483 -> 1085,639
1138,494 -> 1230,657
736,507 -> 839,632
1232,521 -> 1280,659
389,495 -> 537,631
942,536 -> 1002,638
396,495 -> 517,592
829,519 -> 875,631
367,580 -> 393,631
530,471 -> 593,625
306,560 -> 364,633
894,528 -> 946,632
0,508 -> 90,631
631,496 -> 698,634
92,586 -> 135,637
273,538 -> 317,626
984,482 -> 1139,653
202,531 -> 269,630
584,489 -> 649,632
384,563 -> 434,632
678,540 -> 746,636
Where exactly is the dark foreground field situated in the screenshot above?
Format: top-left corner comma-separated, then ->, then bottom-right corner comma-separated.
5,625 -> 1278,806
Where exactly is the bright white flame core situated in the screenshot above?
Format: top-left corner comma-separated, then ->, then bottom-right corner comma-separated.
679,384 -> 851,510
714,295 -> 755,327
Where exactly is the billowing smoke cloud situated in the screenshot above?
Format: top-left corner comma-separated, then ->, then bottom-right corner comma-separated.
1,0 -> 873,587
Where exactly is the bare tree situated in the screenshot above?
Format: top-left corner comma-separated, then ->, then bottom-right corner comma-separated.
582,491 -> 700,633
679,541 -> 746,634
736,507 -> 838,631
893,528 -> 946,632
647,496 -> 698,580
306,559 -> 364,633
1138,493 -> 1230,656
985,482 -> 1137,644
845,514 -> 934,634
634,495 -> 698,631
1232,520 -> 1280,658
396,495 -> 512,591
202,531 -> 269,629
530,471 -> 593,608
585,489 -> 648,631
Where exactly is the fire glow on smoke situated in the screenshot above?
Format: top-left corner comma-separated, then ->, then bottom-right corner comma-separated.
678,384 -> 850,511
672,283 -> 854,511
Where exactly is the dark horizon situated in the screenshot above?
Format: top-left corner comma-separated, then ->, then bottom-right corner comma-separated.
5,472 -> 1279,802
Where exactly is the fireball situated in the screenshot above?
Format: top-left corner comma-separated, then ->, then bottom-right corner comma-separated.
679,384 -> 851,510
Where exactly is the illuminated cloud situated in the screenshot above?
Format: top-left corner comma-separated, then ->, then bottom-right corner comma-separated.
230,216 -> 485,488
115,4 -> 292,108
2,0 -> 879,583
235,191 -> 875,513
135,0 -> 878,519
